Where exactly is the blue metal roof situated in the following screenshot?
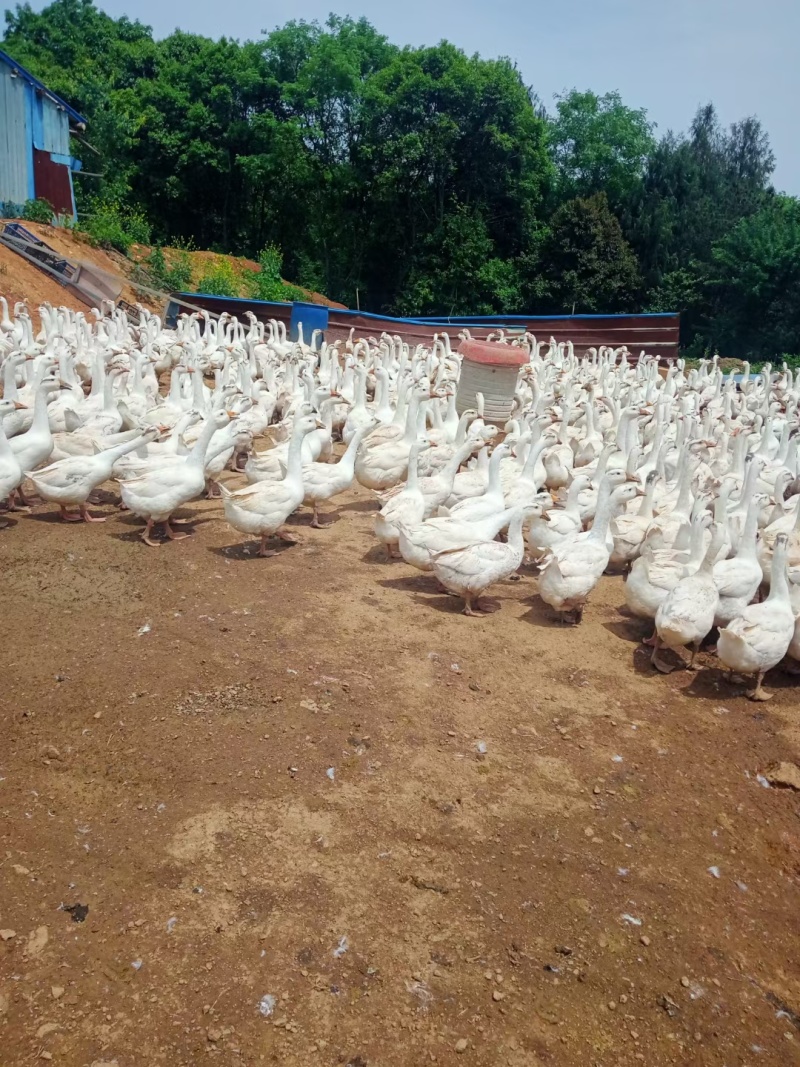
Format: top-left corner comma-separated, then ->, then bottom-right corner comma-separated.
0,49 -> 86,125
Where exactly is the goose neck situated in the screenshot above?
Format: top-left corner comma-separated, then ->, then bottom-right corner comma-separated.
588,481 -> 614,541
188,416 -> 224,466
768,539 -> 790,603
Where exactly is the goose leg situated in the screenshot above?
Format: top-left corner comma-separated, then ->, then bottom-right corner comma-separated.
276,526 -> 300,544
311,504 -> 333,529
747,671 -> 773,701
257,535 -> 277,558
140,520 -> 162,547
462,595 -> 486,617
60,505 -> 83,522
651,636 -> 674,674
6,490 -> 30,512
164,519 -> 189,541
79,505 -> 106,523
687,641 -> 701,670
642,629 -> 658,647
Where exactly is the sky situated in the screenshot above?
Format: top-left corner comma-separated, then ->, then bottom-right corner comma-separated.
30,0 -> 800,192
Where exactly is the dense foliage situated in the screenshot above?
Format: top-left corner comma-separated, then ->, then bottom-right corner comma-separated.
3,0 -> 799,356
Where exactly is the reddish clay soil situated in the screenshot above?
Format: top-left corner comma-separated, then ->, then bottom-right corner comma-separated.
1,222 -> 159,326
1,472 -> 799,1067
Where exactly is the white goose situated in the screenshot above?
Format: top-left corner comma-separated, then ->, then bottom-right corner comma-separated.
538,480 -> 638,623
354,388 -> 428,491
712,490 -> 765,628
624,510 -> 711,641
301,423 -> 372,528
652,523 -> 724,673
0,398 -> 25,521
441,444 -> 509,523
431,503 -> 544,616
221,413 -> 318,556
717,534 -> 796,701
28,429 -> 159,522
121,409 -> 232,546
608,470 -> 659,570
526,474 -> 591,561
374,441 -> 427,559
397,506 -> 522,575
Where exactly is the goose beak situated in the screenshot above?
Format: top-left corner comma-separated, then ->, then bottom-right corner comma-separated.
225,410 -> 238,418
13,400 -> 27,409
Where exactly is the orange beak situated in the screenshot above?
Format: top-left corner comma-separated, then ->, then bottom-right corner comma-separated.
13,401 -> 27,410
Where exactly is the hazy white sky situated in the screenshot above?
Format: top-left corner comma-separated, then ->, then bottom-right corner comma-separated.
34,0 -> 800,192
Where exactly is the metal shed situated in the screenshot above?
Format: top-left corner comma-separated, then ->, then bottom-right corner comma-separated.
0,49 -> 86,219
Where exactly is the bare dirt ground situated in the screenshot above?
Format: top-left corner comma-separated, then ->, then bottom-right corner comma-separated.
1,471 -> 799,1067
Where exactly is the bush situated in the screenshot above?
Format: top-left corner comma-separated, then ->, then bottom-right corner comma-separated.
78,199 -> 151,254
195,257 -> 239,296
145,245 -> 194,292
247,244 -> 299,303
21,198 -> 54,224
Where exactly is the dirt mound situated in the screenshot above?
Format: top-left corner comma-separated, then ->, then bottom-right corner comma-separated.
0,220 -> 160,327
1,222 -> 345,329
128,244 -> 347,309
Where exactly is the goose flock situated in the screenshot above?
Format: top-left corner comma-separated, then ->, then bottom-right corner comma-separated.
1,297 -> 799,701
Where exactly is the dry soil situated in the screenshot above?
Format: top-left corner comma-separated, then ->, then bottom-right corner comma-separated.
1,475 -> 799,1067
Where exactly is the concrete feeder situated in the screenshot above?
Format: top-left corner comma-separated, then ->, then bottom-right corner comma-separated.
456,339 -> 529,421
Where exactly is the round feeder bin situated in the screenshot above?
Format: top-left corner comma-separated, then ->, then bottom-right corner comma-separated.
455,339 -> 529,421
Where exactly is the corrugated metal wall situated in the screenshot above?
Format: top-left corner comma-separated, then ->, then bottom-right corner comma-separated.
33,148 -> 73,215
0,62 -> 31,206
33,94 -> 70,155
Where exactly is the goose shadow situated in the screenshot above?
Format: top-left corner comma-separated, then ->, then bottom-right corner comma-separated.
681,661 -> 800,701
602,613 -> 652,645
26,508 -> 81,525
285,508 -> 343,528
378,573 -> 440,595
362,544 -> 397,566
87,488 -> 121,506
412,592 -> 503,616
338,498 -> 379,515
112,507 -> 214,529
209,539 -> 296,560
109,515 -> 215,544
519,595 -> 582,629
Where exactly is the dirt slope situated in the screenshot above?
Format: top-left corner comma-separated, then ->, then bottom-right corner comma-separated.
0,472 -> 798,1067
0,222 -> 344,329
0,221 -> 159,327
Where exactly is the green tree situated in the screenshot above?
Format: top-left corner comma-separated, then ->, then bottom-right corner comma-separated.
540,193 -> 641,313
628,105 -> 776,345
356,42 -> 551,312
706,196 -> 800,359
548,90 -> 655,210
